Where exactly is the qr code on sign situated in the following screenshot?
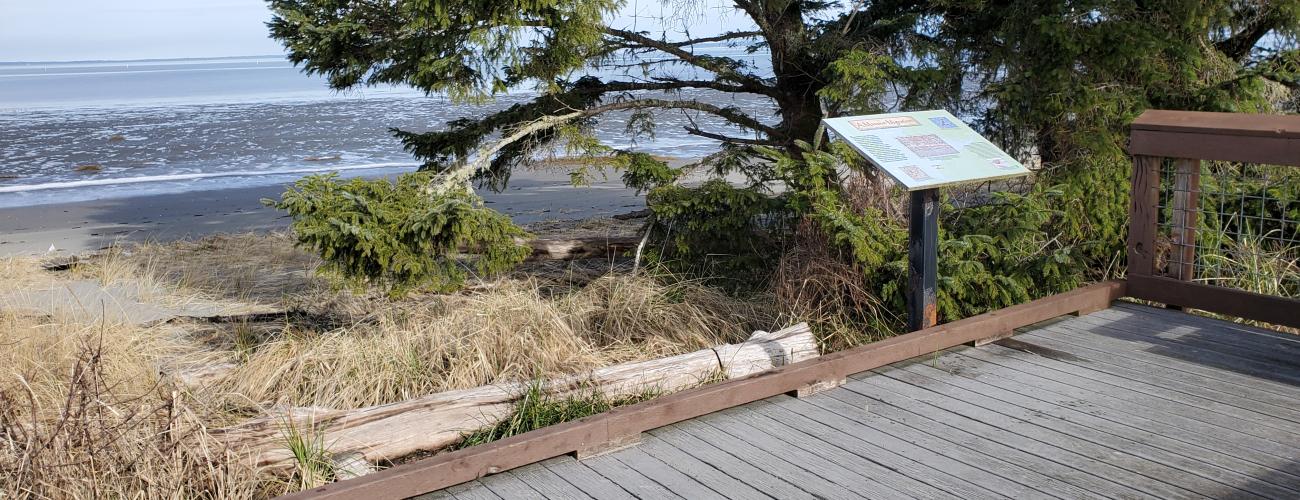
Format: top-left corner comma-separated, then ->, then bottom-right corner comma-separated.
899,165 -> 932,181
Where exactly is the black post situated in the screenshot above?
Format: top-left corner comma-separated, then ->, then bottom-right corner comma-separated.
908,188 -> 939,332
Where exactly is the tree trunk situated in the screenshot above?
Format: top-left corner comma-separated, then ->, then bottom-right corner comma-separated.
210,323 -> 817,471
760,0 -> 825,152
774,86 -> 825,151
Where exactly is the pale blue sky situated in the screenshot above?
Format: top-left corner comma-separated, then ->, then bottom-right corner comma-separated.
0,0 -> 752,62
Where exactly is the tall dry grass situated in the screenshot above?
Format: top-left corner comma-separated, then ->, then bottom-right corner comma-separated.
0,309 -> 270,498
1194,227 -> 1300,333
218,272 -> 773,411
1,232 -> 778,497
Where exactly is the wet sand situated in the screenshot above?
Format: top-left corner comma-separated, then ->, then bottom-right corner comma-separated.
0,169 -> 650,257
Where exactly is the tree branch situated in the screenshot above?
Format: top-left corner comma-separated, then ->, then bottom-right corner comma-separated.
683,126 -> 781,146
666,31 -> 764,47
598,79 -> 759,96
1215,6 -> 1288,61
586,98 -> 781,138
434,97 -> 781,189
603,28 -> 772,91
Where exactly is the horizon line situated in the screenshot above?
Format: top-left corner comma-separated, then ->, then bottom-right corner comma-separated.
0,53 -> 290,65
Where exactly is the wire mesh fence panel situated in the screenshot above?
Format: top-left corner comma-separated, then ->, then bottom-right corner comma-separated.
1153,159 -> 1300,298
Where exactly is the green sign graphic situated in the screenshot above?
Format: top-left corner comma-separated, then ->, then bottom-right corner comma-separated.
823,110 -> 1031,191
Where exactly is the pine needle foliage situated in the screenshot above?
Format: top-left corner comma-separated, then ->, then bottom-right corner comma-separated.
267,173 -> 530,296
640,141 -> 1085,336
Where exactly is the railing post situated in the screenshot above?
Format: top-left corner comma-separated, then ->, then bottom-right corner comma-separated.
1127,155 -> 1161,278
1169,158 -> 1201,281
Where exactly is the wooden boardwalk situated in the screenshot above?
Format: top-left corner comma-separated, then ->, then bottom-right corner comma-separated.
422,303 -> 1300,499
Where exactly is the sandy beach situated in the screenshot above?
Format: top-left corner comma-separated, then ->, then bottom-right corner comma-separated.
0,168 -> 650,257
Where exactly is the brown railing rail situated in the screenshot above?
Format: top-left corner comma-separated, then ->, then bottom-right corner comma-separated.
1127,110 -> 1300,329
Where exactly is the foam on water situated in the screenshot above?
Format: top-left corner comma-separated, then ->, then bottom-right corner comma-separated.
0,51 -> 776,207
0,162 -> 417,193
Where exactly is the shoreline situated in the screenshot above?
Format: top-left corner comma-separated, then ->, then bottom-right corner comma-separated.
0,167 -> 654,257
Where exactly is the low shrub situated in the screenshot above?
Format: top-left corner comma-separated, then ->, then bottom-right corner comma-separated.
267,172 -> 531,296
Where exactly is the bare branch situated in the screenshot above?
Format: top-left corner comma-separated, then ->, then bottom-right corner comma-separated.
666,31 -> 764,47
1216,6 -> 1289,61
684,126 -> 781,146
603,28 -> 772,91
434,111 -> 586,194
434,97 -> 780,189
599,79 -> 761,95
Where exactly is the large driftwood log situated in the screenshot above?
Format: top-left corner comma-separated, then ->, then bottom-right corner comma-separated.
211,323 -> 816,471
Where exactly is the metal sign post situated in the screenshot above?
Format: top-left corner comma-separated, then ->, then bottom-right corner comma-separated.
907,188 -> 939,331
822,110 -> 1031,332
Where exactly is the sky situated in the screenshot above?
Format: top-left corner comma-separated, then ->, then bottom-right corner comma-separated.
0,0 -> 753,62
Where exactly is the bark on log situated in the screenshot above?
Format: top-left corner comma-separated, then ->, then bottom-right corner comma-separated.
211,323 -> 816,470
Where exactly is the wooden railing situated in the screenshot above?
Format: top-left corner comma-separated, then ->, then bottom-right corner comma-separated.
1127,110 -> 1300,329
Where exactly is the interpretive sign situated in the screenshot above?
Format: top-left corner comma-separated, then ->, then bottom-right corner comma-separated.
822,110 -> 1030,191
823,110 -> 1031,332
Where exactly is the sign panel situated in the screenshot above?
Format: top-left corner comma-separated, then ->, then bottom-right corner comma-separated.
823,110 -> 1031,191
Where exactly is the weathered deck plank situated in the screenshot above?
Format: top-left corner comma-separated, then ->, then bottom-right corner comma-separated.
822,380 -> 1145,499
578,452 -> 684,499
1017,327 -> 1300,433
856,372 -> 1212,499
1011,330 -> 1300,437
708,403 -> 945,499
426,306 -> 1300,499
1109,303 -> 1300,352
951,347 -> 1300,462
506,463 -> 595,499
751,398 -> 1020,499
890,361 -> 1300,498
1030,318 -> 1300,402
538,455 -> 634,499
736,400 -> 980,498
1014,325 -> 1300,420
646,425 -> 815,499
773,395 -> 1084,499
633,434 -> 773,500
1047,312 -> 1300,385
671,419 -> 868,500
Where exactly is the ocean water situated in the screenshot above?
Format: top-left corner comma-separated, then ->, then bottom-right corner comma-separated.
0,49 -> 773,208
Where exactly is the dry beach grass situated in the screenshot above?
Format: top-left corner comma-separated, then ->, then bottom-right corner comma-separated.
0,228 -> 780,498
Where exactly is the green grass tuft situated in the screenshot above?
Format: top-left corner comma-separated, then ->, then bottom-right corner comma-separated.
280,416 -> 335,490
454,381 -> 660,450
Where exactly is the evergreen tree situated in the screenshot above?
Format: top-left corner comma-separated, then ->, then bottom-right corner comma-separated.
266,0 -> 1298,304
933,0 -> 1300,263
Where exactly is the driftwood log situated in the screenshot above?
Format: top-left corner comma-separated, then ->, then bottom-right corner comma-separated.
211,323 -> 816,471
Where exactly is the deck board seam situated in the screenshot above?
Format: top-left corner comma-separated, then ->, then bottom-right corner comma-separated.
822,381 -> 1154,499
856,372 -> 1215,499
891,359 -> 1300,497
1016,328 -> 1300,425
950,347 -> 1300,463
